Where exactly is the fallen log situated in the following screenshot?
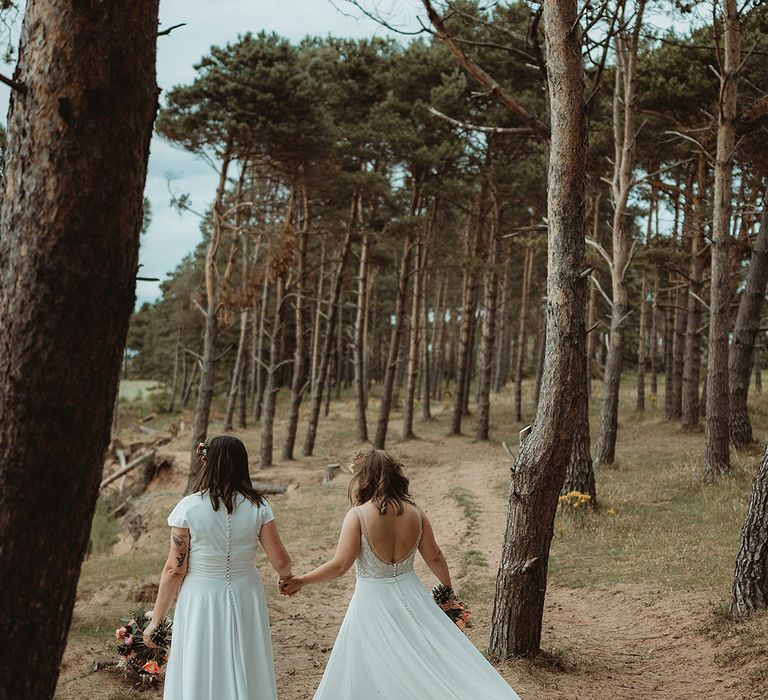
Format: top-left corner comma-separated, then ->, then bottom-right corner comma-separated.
100,450 -> 157,491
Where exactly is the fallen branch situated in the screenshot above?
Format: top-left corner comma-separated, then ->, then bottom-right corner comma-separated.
100,450 -> 157,491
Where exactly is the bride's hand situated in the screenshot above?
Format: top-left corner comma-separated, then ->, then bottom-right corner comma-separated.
278,574 -> 293,596
143,622 -> 159,648
280,576 -> 303,597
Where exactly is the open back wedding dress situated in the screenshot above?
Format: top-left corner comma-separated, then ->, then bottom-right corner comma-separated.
313,505 -> 521,699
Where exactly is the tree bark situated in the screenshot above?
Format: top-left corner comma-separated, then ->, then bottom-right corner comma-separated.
706,0 -> 740,477
373,183 -> 419,449
562,365 -> 596,505
403,235 -> 423,440
261,274 -> 285,467
222,169 -> 250,433
282,182 -> 309,459
490,0 -> 587,657
303,224 -> 353,456
682,156 -> 707,429
729,193 -> 768,448
732,443 -> 768,616
595,3 -> 645,465
650,266 -> 661,398
0,2 -> 158,696
637,270 -> 648,412
451,193 -> 483,434
252,275 -> 271,422
353,230 -> 371,442
514,247 -> 534,422
476,193 -> 501,441
187,144 -> 234,492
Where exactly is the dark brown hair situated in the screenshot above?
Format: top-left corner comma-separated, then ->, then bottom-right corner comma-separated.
192,435 -> 264,513
347,449 -> 413,514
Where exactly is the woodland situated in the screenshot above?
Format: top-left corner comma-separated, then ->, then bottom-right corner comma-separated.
1,0 -> 768,698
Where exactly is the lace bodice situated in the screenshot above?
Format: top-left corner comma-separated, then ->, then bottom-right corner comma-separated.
354,506 -> 423,579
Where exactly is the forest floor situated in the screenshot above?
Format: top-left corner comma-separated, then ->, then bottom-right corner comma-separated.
55,379 -> 768,699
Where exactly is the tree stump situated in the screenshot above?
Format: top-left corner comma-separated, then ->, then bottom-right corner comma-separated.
324,464 -> 341,484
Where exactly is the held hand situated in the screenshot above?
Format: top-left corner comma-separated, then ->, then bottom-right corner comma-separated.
280,575 -> 303,597
278,574 -> 293,597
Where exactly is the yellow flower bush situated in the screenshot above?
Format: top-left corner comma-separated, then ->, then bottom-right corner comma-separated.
558,491 -> 592,511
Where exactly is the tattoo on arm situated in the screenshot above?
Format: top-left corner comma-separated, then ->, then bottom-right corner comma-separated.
171,532 -> 189,568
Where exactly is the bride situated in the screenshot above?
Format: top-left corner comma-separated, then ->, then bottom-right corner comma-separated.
280,449 -> 520,699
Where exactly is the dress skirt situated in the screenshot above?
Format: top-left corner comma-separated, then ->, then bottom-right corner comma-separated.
313,571 -> 520,700
163,569 -> 277,700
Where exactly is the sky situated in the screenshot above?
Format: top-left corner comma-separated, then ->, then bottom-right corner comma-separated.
0,0 -> 425,306
0,1 -> 694,307
141,0 -> 424,306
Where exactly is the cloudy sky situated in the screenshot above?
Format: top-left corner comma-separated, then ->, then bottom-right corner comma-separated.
0,1 -> 691,306
141,0 -> 426,306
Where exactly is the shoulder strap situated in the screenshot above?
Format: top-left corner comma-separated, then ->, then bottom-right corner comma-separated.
354,506 -> 371,542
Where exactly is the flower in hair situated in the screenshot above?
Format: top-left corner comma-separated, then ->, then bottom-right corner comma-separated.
196,441 -> 208,462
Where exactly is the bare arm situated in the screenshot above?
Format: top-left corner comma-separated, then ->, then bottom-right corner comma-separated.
282,509 -> 360,594
259,519 -> 292,579
418,511 -> 452,589
144,527 -> 189,647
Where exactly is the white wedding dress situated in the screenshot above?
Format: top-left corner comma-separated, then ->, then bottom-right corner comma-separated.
313,506 -> 521,699
163,492 -> 278,700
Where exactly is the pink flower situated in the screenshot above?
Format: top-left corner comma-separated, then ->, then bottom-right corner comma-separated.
142,661 -> 161,675
115,626 -> 127,639
124,636 -> 133,646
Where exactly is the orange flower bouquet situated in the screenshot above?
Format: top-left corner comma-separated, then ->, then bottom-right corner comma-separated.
432,584 -> 472,630
115,608 -> 172,689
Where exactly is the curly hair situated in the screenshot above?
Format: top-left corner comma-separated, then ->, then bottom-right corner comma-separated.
347,449 -> 413,514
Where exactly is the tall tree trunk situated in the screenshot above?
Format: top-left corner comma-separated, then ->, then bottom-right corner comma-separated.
664,278 -> 676,419
421,258 -> 433,420
373,183 -> 419,449
187,144 -> 234,493
282,183 -> 309,460
354,231 -> 371,442
476,194 -> 500,441
261,274 -> 285,467
303,225 -> 354,456
432,275 -> 449,400
403,235 -> 423,440
310,239 -> 326,388
223,305 -> 249,432
514,247 -> 534,422
490,0 -> 587,657
252,275 -> 270,422
637,270 -> 648,412
562,365 -> 596,504
595,3 -> 645,465
706,0 -> 740,477
729,194 -> 768,448
451,195 -> 483,434
494,254 -> 512,392
732,442 -> 768,616
682,156 -> 707,429
650,266 -> 661,398
0,2 -> 158,696
671,281 -> 688,419
585,192 -> 602,397
222,169 -> 250,432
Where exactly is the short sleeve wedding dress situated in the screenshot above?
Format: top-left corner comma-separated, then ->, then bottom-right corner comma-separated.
163,493 -> 278,700
312,505 -> 521,699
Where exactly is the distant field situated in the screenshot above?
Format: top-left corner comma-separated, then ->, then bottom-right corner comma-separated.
118,379 -> 165,401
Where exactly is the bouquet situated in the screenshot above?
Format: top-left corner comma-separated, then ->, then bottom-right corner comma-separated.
115,608 -> 172,689
432,584 -> 471,630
